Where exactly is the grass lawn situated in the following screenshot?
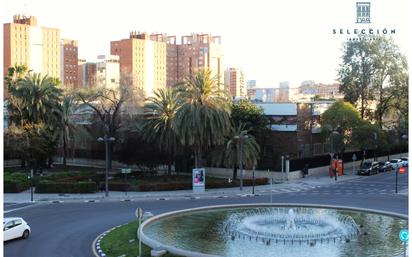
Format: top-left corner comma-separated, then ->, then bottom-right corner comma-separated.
100,220 -> 178,257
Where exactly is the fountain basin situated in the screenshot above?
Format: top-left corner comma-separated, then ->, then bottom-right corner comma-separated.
139,204 -> 408,257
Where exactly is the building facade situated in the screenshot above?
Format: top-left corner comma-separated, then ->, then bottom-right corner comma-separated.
96,55 -> 120,89
251,88 -> 276,102
78,59 -> 96,88
110,32 -> 167,97
60,39 -> 78,87
224,68 -> 246,98
166,33 -> 223,88
278,81 -> 290,102
4,15 -> 60,84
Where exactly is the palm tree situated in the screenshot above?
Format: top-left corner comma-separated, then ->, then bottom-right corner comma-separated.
176,69 -> 231,167
141,88 -> 182,177
212,123 -> 260,180
14,73 -> 63,125
4,65 -> 31,92
60,92 -> 90,168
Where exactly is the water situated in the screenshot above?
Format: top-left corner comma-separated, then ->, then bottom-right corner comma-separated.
143,206 -> 408,257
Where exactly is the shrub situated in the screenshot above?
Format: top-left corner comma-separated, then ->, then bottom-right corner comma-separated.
138,182 -> 191,191
35,181 -> 98,193
99,182 -> 134,191
4,172 -> 31,193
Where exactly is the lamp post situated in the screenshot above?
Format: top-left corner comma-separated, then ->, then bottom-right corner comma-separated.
97,135 -> 116,197
373,132 -> 377,161
235,132 -> 249,191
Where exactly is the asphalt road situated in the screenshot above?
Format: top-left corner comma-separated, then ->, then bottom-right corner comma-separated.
4,171 -> 408,257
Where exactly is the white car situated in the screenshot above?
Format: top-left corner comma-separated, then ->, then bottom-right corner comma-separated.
390,159 -> 403,169
400,157 -> 408,167
3,217 -> 31,241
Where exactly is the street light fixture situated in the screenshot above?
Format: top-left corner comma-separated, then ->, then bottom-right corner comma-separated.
98,135 -> 116,197
235,132 -> 249,191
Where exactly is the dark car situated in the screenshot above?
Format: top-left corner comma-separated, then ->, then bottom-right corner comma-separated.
358,161 -> 379,175
378,161 -> 392,172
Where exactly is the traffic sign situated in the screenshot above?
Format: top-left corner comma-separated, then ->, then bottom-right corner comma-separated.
135,208 -> 143,219
399,229 -> 409,242
121,168 -> 132,174
352,154 -> 357,161
400,167 -> 405,174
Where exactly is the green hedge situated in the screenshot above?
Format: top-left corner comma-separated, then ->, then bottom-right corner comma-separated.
35,181 -> 98,193
4,172 -> 31,193
99,182 -> 135,191
138,182 -> 191,191
137,178 -> 269,191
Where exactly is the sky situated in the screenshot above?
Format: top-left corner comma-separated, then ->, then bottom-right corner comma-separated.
2,0 -> 410,88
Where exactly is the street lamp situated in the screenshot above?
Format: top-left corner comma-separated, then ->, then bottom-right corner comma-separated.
97,135 -> 116,197
235,132 -> 249,191
373,132 -> 377,161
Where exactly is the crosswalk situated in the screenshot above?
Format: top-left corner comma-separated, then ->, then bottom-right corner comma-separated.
266,180 -> 409,196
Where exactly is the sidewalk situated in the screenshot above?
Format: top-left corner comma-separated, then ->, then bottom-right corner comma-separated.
4,174 -> 360,204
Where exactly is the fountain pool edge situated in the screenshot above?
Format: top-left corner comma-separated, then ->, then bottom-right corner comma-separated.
138,203 -> 408,257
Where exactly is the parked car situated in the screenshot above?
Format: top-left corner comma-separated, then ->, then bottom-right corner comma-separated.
358,161 -> 379,175
390,159 -> 403,169
378,161 -> 392,172
400,157 -> 408,167
3,217 -> 30,241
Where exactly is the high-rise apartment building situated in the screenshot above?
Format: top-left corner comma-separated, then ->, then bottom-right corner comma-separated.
166,34 -> 223,88
252,88 -> 276,102
224,68 -> 246,98
60,39 -> 78,87
4,15 -> 60,84
247,80 -> 257,99
110,32 -> 167,97
78,59 -> 96,88
96,55 -> 120,89
278,81 -> 290,102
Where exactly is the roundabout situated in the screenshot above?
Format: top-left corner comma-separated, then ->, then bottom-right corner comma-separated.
139,204 -> 408,257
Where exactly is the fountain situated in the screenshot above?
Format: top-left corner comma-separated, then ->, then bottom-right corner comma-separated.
139,204 -> 408,257
223,208 -> 360,245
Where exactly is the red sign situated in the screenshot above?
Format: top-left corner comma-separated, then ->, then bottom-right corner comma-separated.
399,167 -> 405,174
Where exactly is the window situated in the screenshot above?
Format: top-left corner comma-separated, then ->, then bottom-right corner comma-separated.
4,221 -> 13,230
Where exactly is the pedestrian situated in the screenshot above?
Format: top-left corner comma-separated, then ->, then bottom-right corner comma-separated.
333,159 -> 338,181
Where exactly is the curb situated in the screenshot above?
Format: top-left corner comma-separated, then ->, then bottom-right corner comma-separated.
92,224 -> 126,257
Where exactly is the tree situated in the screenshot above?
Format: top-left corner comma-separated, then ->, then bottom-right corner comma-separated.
4,65 -> 31,92
59,91 -> 91,168
140,88 -> 182,177
9,73 -> 63,125
176,69 -> 231,167
231,99 -> 269,141
352,120 -> 380,164
338,36 -> 375,119
5,123 -> 55,169
321,101 -> 361,161
338,35 -> 408,124
370,37 -> 408,128
77,85 -> 130,170
212,123 -> 260,180
5,72 -> 63,168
